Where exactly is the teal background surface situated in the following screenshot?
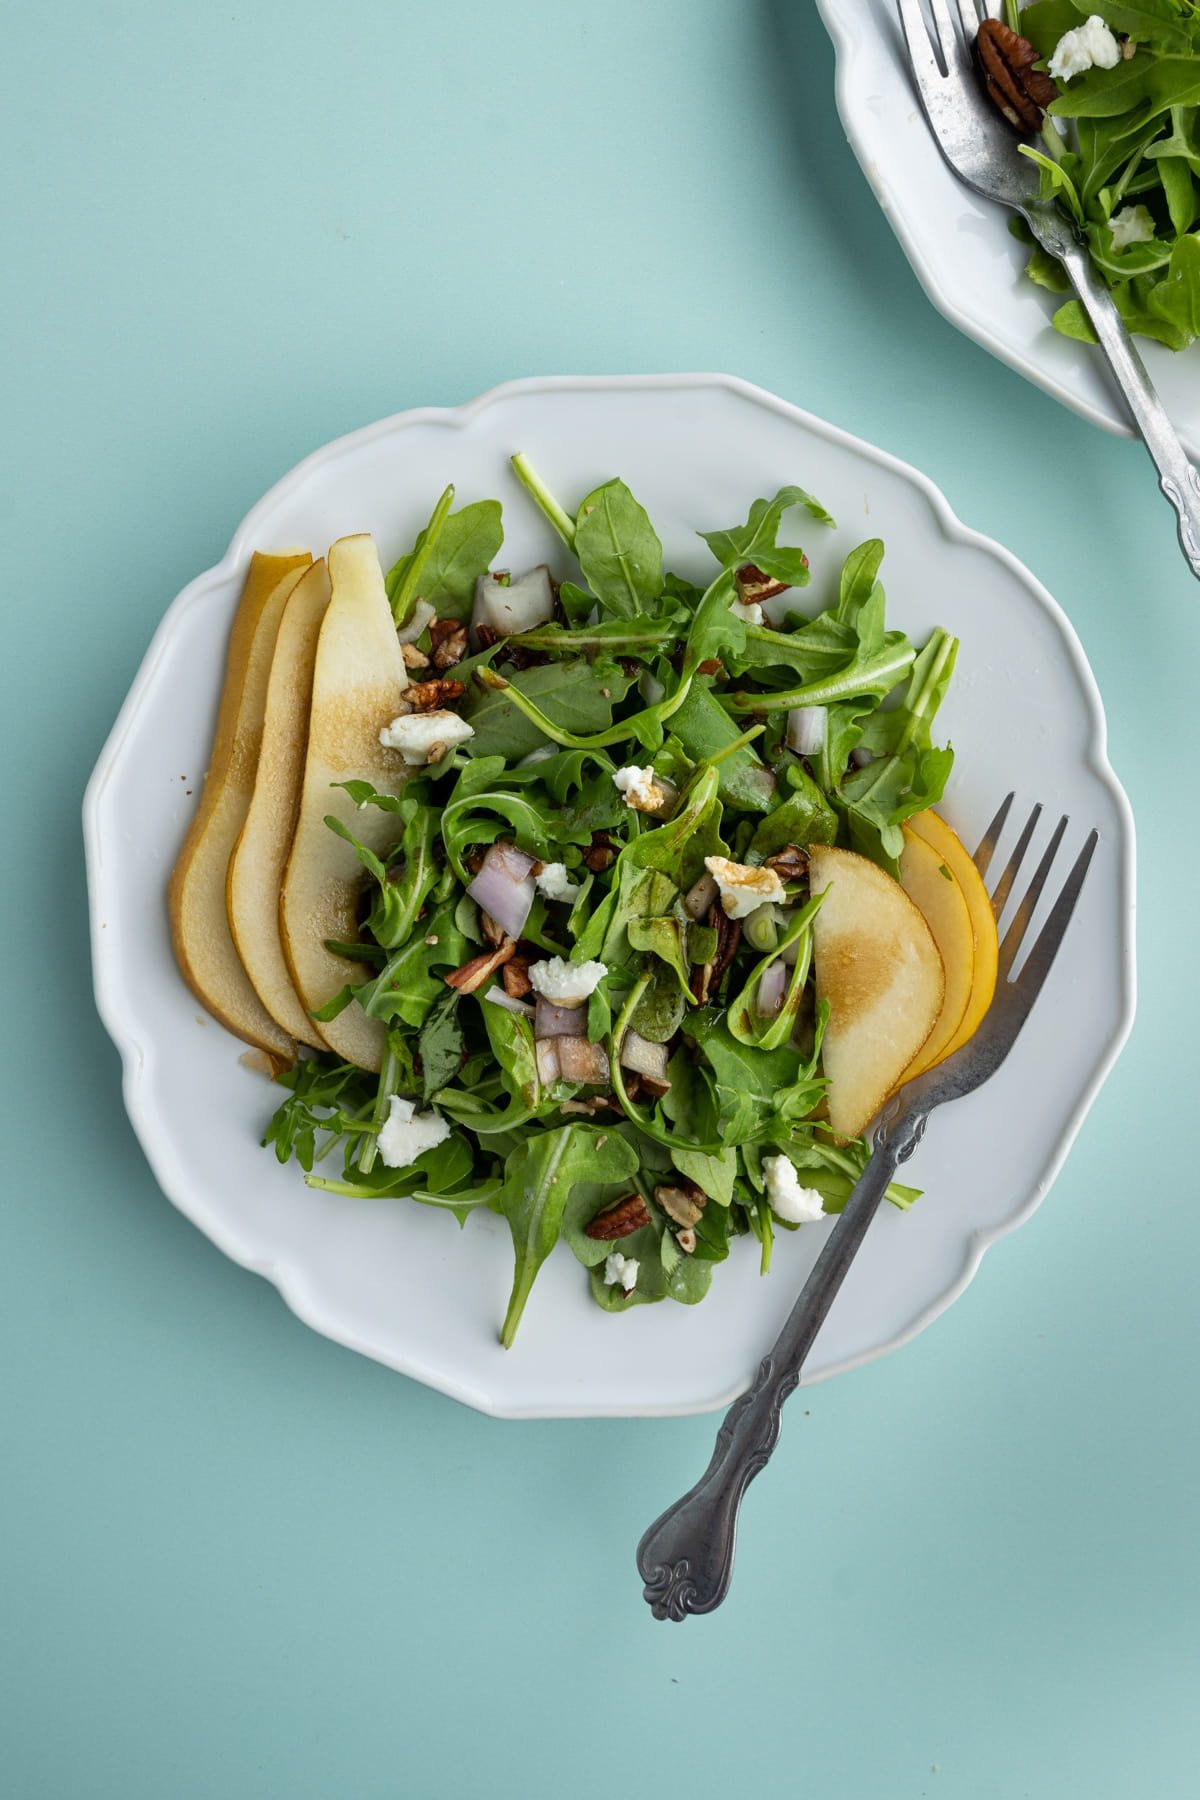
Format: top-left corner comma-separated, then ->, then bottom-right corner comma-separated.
5,2 -> 1197,1795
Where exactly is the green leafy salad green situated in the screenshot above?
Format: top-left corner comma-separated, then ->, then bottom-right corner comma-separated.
1005,0 -> 1200,347
263,459 -> 958,1345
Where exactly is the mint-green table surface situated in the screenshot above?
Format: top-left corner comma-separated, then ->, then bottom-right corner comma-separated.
6,3 -> 1197,1795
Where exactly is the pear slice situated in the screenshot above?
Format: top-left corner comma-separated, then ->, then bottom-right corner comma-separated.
169,552 -> 311,1062
905,808 -> 999,1057
227,559 -> 333,1048
280,534 -> 410,1072
808,844 -> 945,1140
896,828 -> 974,1080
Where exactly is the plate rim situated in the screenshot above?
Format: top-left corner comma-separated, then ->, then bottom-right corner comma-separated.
813,0 -> 1153,446
83,370 -> 1137,1418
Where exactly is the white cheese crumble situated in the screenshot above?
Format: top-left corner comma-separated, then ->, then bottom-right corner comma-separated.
377,1095 -> 452,1169
703,854 -> 787,920
527,956 -> 607,1006
535,861 -> 581,903
1109,204 -> 1155,250
603,1251 -> 639,1293
379,710 -> 475,765
730,597 -> 764,625
762,1154 -> 826,1225
1048,15 -> 1120,81
613,764 -> 674,813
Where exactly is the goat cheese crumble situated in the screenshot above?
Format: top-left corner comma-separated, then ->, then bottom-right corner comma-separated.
1048,15 -> 1120,82
730,597 -> 764,625
704,854 -> 786,919
762,1154 -> 826,1225
377,1096 -> 452,1169
603,1252 -> 639,1293
379,710 -> 475,764
613,765 -> 674,813
534,861 -> 581,903
527,956 -> 607,1005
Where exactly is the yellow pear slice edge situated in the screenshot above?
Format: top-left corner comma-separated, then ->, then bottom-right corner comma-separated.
168,553 -> 311,1062
896,829 -> 975,1081
280,534 -> 411,1073
227,559 -> 333,1049
905,808 -> 999,1057
808,844 -> 945,1141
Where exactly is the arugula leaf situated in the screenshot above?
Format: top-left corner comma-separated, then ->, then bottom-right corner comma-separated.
700,484 -> 834,583
460,657 -> 636,758
573,479 -> 664,618
417,993 -> 464,1100
495,1126 -> 640,1345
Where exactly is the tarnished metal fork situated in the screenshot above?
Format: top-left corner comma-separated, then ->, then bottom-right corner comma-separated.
898,0 -> 1200,579
637,795 -> 1099,1619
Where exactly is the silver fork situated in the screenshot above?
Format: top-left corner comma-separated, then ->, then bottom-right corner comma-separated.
898,0 -> 1200,580
637,795 -> 1098,1619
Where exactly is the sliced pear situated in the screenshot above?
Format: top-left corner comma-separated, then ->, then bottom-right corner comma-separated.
905,808 -> 999,1057
169,552 -> 311,1062
896,829 -> 974,1080
280,534 -> 410,1072
227,559 -> 332,1048
808,844 -> 945,1140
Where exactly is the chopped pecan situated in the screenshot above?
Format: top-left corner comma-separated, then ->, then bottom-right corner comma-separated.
736,561 -> 793,605
558,1093 -> 619,1116
405,677 -> 466,713
975,17 -> 1057,132
443,940 -> 515,994
501,642 -> 551,672
584,1193 -> 652,1240
640,1073 -> 672,1100
655,1180 -> 707,1229
475,623 -> 502,651
479,909 -> 506,949
696,657 -> 724,678
691,907 -> 742,1005
583,831 -> 618,873
429,618 -> 469,670
762,845 -> 808,883
464,846 -> 487,876
401,642 -> 430,671
501,954 -> 533,999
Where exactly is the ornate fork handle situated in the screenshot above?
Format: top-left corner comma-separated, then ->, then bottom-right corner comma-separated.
1024,203 -> 1200,580
637,1104 -> 928,1620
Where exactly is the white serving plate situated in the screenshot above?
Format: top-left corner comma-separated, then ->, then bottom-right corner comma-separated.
84,373 -> 1135,1418
816,0 -> 1200,454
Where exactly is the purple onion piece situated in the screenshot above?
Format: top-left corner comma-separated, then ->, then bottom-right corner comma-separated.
756,959 -> 789,1017
535,996 -> 588,1040
683,872 -> 719,920
484,986 -> 536,1020
535,1039 -> 562,1086
787,706 -> 827,757
556,1038 -> 610,1084
466,843 -> 536,942
618,1029 -> 670,1082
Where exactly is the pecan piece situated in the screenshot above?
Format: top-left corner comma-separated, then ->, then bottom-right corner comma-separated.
401,642 -> 430,671
691,907 -> 742,1004
696,657 -> 724,678
584,1193 -> 652,1240
975,18 -> 1057,132
405,677 -> 466,712
501,953 -> 533,999
762,844 -> 808,882
736,561 -> 794,605
655,1180 -> 707,1229
428,617 -> 469,669
583,831 -> 619,873
443,939 -> 516,995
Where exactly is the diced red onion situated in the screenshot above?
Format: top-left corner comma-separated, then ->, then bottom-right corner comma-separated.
849,746 -> 874,769
618,1030 -> 670,1082
466,843 -> 536,941
756,960 -> 789,1017
787,706 -> 827,757
683,872 -> 719,920
535,997 -> 588,1040
556,1038 -> 611,1084
484,986 -> 536,1020
535,1039 -> 562,1086
471,565 -> 555,645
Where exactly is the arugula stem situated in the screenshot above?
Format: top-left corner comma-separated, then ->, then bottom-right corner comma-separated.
510,453 -> 577,549
725,643 -> 915,715
701,723 -> 765,769
357,1044 -> 402,1175
389,483 -> 455,625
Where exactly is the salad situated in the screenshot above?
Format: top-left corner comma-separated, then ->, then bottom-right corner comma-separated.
171,461 -> 984,1346
988,1 -> 1200,349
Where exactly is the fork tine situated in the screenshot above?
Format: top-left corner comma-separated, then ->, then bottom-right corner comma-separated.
928,0 -> 971,68
953,0 -> 983,40
897,0 -> 948,89
997,813 -> 1068,975
988,801 -> 1042,919
1002,830 -> 1099,1006
973,790 -> 1015,878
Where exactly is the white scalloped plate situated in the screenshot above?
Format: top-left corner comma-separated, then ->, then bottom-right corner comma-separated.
816,0 -> 1200,453
84,374 -> 1135,1418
